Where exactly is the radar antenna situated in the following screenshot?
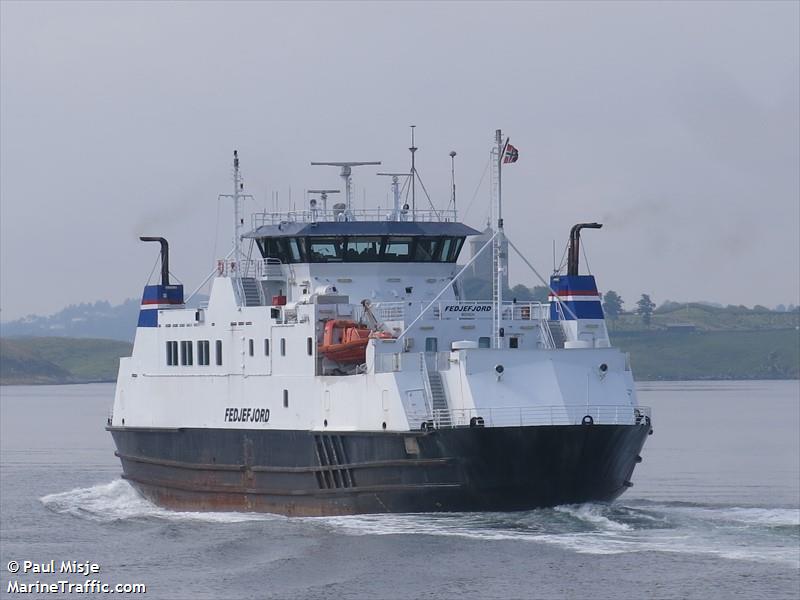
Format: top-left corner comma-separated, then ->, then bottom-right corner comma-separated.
310,161 -> 381,217
376,172 -> 411,220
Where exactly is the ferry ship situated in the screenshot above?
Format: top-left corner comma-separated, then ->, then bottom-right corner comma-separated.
108,130 -> 652,516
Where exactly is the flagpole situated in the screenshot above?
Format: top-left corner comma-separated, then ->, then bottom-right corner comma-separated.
494,129 -> 504,349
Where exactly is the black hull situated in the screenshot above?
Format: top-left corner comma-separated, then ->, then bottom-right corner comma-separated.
109,423 -> 650,516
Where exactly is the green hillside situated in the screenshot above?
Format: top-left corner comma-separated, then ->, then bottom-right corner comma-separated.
610,303 -> 799,332
0,337 -> 132,385
612,329 -> 800,380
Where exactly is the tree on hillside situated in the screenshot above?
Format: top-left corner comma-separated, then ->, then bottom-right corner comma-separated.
532,286 -> 549,303
637,294 -> 656,326
510,284 -> 534,301
602,290 -> 624,320
507,284 -> 549,303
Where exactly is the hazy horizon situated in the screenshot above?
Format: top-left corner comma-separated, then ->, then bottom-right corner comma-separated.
2,1 -> 798,320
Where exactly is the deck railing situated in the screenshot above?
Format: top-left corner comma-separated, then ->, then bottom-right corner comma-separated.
251,207 -> 458,227
412,405 -> 652,429
216,258 -> 285,280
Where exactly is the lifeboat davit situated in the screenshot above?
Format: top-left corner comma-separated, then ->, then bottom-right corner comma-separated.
318,320 -> 392,364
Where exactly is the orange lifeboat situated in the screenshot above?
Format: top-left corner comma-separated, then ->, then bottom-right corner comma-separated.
318,320 -> 393,364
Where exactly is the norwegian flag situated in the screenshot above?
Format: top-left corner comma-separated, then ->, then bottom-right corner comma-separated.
503,142 -> 519,164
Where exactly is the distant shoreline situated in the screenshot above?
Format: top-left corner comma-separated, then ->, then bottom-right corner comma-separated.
2,329 -> 798,385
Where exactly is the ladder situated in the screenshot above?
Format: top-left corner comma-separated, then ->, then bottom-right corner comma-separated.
421,354 -> 451,428
547,320 -> 567,348
427,370 -> 451,427
240,277 -> 263,307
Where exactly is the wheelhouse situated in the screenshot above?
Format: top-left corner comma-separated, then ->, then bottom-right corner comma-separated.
245,221 -> 477,264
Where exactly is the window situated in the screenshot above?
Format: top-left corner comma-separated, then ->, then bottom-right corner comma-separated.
415,237 -> 441,261
509,337 -> 519,349
383,237 -> 413,261
440,238 -> 453,263
264,339 -> 270,356
259,235 -> 465,264
425,337 -> 438,352
166,341 -> 178,366
308,238 -> 344,262
280,338 -> 286,356
248,339 -> 254,357
283,389 -> 289,408
180,340 -> 193,365
307,337 -> 313,356
286,238 -> 302,262
448,237 -> 465,262
478,337 -> 491,348
346,237 -> 381,261
198,340 -> 210,365
215,340 -> 223,366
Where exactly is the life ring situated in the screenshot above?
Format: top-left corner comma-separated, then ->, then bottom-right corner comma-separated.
582,415 -> 594,425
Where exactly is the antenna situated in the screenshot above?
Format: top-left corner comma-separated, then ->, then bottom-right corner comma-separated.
377,172 -> 411,220
218,150 -> 254,271
449,150 -> 457,217
409,125 -> 417,218
307,189 -> 340,214
310,161 -> 381,216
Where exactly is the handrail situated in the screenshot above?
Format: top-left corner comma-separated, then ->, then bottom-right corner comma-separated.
419,353 -> 435,417
539,318 -> 556,349
251,207 -> 458,227
412,405 -> 652,429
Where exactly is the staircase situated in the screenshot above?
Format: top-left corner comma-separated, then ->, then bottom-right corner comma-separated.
547,320 -> 567,348
240,277 -> 263,306
427,369 -> 451,427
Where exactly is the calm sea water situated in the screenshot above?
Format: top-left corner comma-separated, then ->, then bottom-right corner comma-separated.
1,381 -> 798,599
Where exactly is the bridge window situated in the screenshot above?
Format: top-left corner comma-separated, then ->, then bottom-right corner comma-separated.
384,237 -> 413,261
257,237 -> 306,264
308,238 -> 344,262
346,237 -> 381,260
415,237 -> 441,261
257,235 -> 466,263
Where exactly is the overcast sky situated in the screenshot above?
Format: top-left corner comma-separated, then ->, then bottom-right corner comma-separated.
1,1 -> 798,320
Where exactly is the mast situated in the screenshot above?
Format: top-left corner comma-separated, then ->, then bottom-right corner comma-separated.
409,125 -> 417,220
233,150 -> 242,266
219,150 -> 254,274
376,172 -> 410,221
310,161 -> 381,218
449,150 -> 457,218
493,129 -> 505,349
